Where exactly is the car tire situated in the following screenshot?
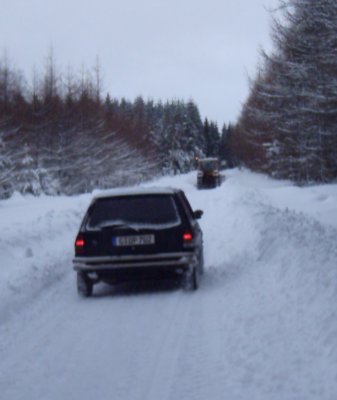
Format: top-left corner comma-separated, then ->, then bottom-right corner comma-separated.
184,266 -> 199,291
77,272 -> 93,297
198,248 -> 204,275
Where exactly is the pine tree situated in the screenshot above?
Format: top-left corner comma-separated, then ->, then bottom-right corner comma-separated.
236,0 -> 337,182
219,123 -> 236,167
203,118 -> 220,157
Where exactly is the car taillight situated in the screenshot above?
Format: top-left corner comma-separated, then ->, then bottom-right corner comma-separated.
183,232 -> 193,242
75,236 -> 85,250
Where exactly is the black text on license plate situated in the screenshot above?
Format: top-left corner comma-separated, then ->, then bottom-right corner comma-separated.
113,234 -> 155,247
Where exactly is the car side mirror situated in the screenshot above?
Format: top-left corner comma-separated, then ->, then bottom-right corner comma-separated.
193,210 -> 203,220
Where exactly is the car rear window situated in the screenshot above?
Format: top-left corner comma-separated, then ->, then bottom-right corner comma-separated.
87,195 -> 180,229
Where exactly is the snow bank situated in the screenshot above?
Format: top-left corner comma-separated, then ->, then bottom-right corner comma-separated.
187,171 -> 337,398
1,168 -> 337,326
0,193 -> 91,323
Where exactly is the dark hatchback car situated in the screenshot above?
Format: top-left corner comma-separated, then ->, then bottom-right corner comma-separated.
73,187 -> 204,296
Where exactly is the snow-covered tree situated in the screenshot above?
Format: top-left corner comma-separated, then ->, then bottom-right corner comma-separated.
155,100 -> 204,174
0,51 -> 210,198
0,124 -> 16,198
236,0 -> 337,182
203,118 -> 220,157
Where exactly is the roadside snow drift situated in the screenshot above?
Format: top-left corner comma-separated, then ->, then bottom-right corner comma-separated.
0,169 -> 337,400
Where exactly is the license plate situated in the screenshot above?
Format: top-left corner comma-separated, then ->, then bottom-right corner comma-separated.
113,234 -> 155,247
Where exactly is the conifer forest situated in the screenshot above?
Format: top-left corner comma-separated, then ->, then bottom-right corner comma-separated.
1,0 -> 337,198
0,52 -> 228,198
234,0 -> 337,183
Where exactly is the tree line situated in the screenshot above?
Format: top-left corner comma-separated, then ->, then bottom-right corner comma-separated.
3,0 -> 336,197
233,0 -> 337,183
0,51 -> 231,199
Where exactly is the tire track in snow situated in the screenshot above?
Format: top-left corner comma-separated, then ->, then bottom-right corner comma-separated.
142,291 -> 194,400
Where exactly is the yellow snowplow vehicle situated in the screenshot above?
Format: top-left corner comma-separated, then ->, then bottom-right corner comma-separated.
197,158 -> 221,189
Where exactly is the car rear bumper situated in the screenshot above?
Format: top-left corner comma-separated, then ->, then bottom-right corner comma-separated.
73,252 -> 197,272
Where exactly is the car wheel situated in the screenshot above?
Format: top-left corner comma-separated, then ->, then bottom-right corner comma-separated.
198,248 -> 204,275
184,266 -> 199,291
77,272 -> 93,297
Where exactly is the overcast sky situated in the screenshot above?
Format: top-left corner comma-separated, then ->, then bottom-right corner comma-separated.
1,0 -> 280,128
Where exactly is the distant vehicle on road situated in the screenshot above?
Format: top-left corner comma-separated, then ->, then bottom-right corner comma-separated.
197,157 -> 221,189
73,187 -> 204,296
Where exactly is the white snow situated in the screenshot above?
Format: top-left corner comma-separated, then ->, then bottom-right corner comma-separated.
1,168 -> 337,400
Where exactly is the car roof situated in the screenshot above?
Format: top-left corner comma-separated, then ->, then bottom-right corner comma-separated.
91,186 -> 181,201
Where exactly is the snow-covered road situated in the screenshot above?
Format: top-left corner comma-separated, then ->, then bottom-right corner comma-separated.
1,169 -> 337,400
